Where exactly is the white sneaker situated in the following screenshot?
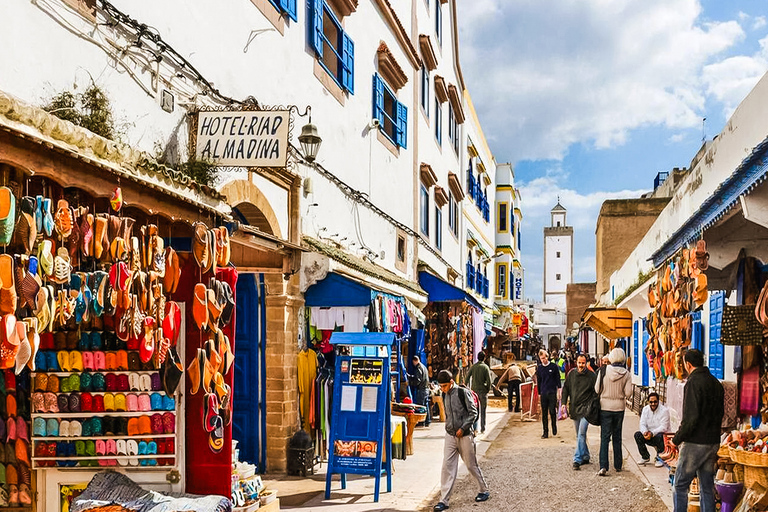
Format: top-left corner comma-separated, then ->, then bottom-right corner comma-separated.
654,459 -> 664,468
640,458 -> 650,465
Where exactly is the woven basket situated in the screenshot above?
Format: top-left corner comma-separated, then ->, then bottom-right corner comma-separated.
745,465 -> 768,489
729,447 -> 768,467
718,445 -> 731,459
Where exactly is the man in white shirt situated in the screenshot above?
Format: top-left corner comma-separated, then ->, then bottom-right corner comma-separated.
634,392 -> 671,466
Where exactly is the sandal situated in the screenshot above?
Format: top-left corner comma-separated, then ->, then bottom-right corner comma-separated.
52,248 -> 72,285
54,199 -> 74,239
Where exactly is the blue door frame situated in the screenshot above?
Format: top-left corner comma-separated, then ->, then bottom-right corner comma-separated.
641,319 -> 649,387
233,273 -> 268,472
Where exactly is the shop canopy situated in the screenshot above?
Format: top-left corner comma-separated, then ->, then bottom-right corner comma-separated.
305,272 -> 374,307
582,306 -> 632,340
418,271 -> 482,311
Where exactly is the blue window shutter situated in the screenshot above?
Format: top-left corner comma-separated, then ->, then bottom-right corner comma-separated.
341,32 -> 354,93
396,101 -> 408,148
709,291 -> 724,379
310,0 -> 323,57
372,74 -> 384,126
280,0 -> 297,21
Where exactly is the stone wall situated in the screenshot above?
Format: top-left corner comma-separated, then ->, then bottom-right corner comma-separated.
595,198 -> 670,298
566,282 -> 597,328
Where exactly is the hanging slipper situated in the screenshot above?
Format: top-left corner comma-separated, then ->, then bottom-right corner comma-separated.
110,187 -> 123,212
0,187 -> 16,246
0,315 -> 19,370
130,237 -> 141,273
695,239 -> 709,271
192,283 -> 208,330
206,286 -> 223,328
79,208 -> 93,258
207,229 -> 217,275
93,214 -> 108,260
11,211 -> 35,256
34,196 -> 43,234
37,240 -> 54,277
13,323 -> 30,375
187,347 -> 205,395
41,198 -> 54,238
54,199 -> 73,239
139,317 -> 155,364
51,248 -> 72,285
163,247 -> 178,294
0,255 -> 17,316
208,415 -> 224,454
219,281 -> 235,327
162,347 -> 183,396
203,392 -> 220,433
121,217 -> 135,243
20,263 -> 40,312
163,301 -> 181,346
192,223 -> 209,269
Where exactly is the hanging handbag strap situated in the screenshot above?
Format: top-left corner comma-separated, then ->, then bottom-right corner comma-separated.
598,365 -> 607,395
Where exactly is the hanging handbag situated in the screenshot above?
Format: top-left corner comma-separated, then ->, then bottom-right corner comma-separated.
585,366 -> 606,426
721,304 -> 763,346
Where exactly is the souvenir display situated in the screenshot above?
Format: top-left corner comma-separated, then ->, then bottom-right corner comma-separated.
644,240 -> 709,381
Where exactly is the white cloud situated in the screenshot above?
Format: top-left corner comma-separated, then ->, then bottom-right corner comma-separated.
457,0 -> 747,162
702,35 -> 768,117
753,16 -> 767,30
517,173 -> 647,301
668,133 -> 687,143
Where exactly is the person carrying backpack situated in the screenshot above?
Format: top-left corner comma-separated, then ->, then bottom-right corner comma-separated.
432,370 -> 490,512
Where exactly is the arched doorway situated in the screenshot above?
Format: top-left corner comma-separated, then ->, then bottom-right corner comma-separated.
549,335 -> 561,352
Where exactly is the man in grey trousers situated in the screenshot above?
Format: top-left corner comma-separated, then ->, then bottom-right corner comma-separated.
432,370 -> 490,512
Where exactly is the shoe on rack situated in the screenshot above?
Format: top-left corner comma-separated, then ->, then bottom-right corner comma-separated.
640,458 -> 650,465
433,502 -> 449,512
573,462 -> 581,470
598,468 -> 608,476
475,492 -> 490,502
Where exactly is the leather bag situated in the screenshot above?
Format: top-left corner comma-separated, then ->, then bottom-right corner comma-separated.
721,304 -> 763,346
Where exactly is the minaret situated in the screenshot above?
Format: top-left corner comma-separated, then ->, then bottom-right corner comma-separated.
543,199 -> 573,306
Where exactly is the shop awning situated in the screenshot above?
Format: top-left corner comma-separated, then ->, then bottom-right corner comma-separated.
582,307 -> 632,339
418,271 -> 482,310
651,134 -> 768,267
303,236 -> 428,308
305,272 -> 375,307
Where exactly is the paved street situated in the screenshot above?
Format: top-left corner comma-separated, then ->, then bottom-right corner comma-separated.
268,399 -> 674,511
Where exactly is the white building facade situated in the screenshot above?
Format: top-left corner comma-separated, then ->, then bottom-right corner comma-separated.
543,202 -> 573,307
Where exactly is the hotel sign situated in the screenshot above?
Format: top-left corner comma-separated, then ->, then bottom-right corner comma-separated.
194,110 -> 289,167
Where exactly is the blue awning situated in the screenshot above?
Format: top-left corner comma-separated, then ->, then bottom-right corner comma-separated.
418,271 -> 482,310
305,272 -> 372,307
329,332 -> 396,346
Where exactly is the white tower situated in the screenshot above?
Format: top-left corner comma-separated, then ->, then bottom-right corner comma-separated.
543,200 -> 573,307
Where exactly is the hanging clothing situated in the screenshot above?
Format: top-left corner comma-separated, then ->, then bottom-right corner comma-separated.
340,307 -> 367,333
472,309 -> 484,361
311,307 -> 338,330
297,349 -> 318,432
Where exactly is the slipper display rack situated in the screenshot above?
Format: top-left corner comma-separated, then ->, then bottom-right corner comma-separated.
29,363 -> 177,469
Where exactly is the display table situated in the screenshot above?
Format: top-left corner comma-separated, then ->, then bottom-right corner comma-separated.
391,410 -> 427,455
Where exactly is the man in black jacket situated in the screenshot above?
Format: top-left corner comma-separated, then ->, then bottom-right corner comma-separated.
561,354 -> 596,470
671,349 -> 724,512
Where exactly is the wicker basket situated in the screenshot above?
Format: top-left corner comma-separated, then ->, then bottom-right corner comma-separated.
718,445 -> 731,459
729,447 -> 768,467
744,465 -> 768,489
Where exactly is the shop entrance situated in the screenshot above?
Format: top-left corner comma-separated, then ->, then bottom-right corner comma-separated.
234,273 -> 268,472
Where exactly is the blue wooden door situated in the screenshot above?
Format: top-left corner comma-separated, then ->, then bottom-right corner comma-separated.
233,273 -> 267,471
633,320 -> 639,376
709,291 -> 725,379
641,319 -> 649,387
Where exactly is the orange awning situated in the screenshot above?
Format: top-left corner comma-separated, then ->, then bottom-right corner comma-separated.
582,307 -> 633,340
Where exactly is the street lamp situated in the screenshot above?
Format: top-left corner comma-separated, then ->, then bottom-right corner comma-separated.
298,119 -> 322,163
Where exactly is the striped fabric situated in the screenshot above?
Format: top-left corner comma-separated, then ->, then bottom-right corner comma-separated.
72,471 -> 231,512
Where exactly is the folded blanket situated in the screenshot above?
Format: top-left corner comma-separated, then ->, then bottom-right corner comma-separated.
72,471 -> 231,512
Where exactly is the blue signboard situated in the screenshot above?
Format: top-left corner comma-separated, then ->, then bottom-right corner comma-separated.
325,333 -> 393,502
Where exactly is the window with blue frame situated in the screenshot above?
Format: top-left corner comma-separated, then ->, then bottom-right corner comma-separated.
466,253 -> 475,290
435,205 -> 442,251
268,0 -> 297,21
434,96 -> 442,144
373,74 -> 407,148
421,67 -> 429,117
448,193 -> 458,237
310,0 -> 354,93
475,265 -> 482,294
497,264 -> 506,297
419,185 -> 429,236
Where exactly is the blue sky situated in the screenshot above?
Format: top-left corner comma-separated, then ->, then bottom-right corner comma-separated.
458,0 -> 768,303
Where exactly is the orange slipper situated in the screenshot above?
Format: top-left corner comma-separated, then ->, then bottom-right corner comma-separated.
0,187 -> 15,246
54,199 -> 73,239
192,223 -> 209,269
207,287 -> 223,327
93,214 -> 108,260
187,348 -> 204,395
218,227 -> 230,267
0,255 -> 17,315
192,284 -> 208,330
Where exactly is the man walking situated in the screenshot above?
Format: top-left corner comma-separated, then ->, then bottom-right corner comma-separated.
672,349 -> 724,512
410,356 -> 432,427
433,370 -> 490,512
466,352 -> 494,433
634,392 -> 670,466
561,354 -> 596,470
496,363 -> 523,412
535,349 -> 561,438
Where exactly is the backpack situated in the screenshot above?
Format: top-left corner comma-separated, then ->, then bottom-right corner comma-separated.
457,385 -> 480,411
